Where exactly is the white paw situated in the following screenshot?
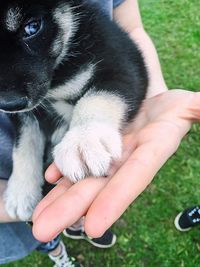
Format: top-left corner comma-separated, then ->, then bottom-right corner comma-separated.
4,177 -> 43,221
54,123 -> 122,183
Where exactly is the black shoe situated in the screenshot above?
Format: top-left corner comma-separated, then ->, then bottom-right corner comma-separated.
63,228 -> 116,248
174,206 -> 200,231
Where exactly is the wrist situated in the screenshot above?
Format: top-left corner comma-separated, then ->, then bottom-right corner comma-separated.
129,27 -> 168,98
147,83 -> 168,98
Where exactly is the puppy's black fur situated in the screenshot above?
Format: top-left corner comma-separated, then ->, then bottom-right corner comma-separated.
0,0 -> 148,220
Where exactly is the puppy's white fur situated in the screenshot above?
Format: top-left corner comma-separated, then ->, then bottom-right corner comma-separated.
71,91 -> 127,128
52,101 -> 74,122
51,124 -> 69,146
4,117 -> 44,220
52,3 -> 79,65
6,6 -> 22,32
48,64 -> 95,100
54,122 -> 122,182
54,92 -> 127,182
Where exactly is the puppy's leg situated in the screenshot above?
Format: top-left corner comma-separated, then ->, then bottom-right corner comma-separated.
54,91 -> 127,183
4,115 -> 45,221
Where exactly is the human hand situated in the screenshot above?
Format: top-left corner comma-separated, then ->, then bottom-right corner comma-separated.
32,89 -> 200,242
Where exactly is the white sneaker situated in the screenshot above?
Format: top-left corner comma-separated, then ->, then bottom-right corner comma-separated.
48,241 -> 82,267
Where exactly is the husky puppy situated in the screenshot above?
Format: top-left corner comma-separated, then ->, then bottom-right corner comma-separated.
0,0 -> 148,220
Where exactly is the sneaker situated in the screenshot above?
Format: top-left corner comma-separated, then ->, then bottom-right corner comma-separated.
48,241 -> 82,267
63,228 -> 116,248
174,206 -> 200,231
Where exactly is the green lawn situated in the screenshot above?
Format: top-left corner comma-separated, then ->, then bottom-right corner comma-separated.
2,1 -> 200,266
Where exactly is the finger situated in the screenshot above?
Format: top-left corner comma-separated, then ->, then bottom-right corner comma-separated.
84,128 -> 180,237
32,177 -> 108,242
32,179 -> 72,222
45,163 -> 62,183
35,133 -> 137,240
108,133 -> 137,176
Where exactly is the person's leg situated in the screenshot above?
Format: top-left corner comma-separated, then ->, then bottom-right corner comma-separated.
37,236 -> 82,267
174,205 -> 200,231
63,218 -> 117,248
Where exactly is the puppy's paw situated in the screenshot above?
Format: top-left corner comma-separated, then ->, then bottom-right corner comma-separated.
54,122 -> 122,183
4,178 -> 42,221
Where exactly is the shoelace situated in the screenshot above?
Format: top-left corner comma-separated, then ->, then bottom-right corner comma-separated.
50,241 -> 77,267
55,255 -> 76,267
188,207 -> 200,223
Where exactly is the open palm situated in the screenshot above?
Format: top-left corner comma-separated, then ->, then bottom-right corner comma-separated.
32,89 -> 200,242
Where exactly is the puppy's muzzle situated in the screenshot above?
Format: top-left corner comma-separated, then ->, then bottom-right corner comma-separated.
0,95 -> 28,112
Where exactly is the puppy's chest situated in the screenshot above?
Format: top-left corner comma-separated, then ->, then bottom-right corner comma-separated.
35,100 -> 74,146
52,100 -> 74,123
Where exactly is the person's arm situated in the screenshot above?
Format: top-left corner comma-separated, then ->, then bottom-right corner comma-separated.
0,180 -> 18,222
114,0 -> 168,97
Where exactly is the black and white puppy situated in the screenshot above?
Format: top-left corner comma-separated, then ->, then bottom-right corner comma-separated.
0,0 -> 148,220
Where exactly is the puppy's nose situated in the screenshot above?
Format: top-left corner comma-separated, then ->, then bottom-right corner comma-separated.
0,97 -> 28,112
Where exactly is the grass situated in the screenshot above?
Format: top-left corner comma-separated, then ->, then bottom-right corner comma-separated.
2,0 -> 200,266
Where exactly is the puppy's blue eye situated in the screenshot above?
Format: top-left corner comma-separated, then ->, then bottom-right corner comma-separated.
24,19 -> 42,38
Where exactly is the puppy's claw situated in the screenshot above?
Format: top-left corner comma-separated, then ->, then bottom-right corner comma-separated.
54,123 -> 122,183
